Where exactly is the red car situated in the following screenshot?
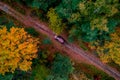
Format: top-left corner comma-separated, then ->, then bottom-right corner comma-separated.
54,35 -> 65,44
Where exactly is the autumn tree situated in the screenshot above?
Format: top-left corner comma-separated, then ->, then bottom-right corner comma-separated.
47,8 -> 65,34
0,26 -> 39,75
93,27 -> 120,65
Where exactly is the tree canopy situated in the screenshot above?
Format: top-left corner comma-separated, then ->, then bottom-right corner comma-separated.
47,54 -> 73,80
95,27 -> 120,65
47,8 -> 64,34
0,26 -> 39,74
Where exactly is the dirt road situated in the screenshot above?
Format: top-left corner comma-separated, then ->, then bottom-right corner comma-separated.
0,2 -> 120,80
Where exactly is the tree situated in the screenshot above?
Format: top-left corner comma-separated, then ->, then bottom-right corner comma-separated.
94,27 -> 120,65
14,0 -> 58,11
55,0 -> 81,20
0,74 -> 13,80
55,0 -> 119,42
0,26 -> 39,74
31,0 -> 58,11
78,0 -> 119,31
78,0 -> 119,42
47,54 -> 73,80
47,8 -> 65,34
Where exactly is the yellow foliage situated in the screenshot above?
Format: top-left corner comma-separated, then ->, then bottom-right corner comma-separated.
70,73 -> 90,80
94,28 -> 120,65
0,26 -> 39,75
110,6 -> 118,16
90,17 -> 108,31
68,12 -> 81,23
47,8 -> 64,34
78,0 -> 118,32
79,2 -> 88,15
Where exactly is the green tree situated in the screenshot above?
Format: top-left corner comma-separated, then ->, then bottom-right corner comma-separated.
55,0 -> 81,20
31,65 -> 49,80
56,0 -> 119,42
78,0 -> 119,31
15,0 -> 58,11
25,27 -> 39,37
47,54 -> 73,80
0,74 -> 13,80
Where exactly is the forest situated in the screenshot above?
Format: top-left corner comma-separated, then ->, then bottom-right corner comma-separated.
0,0 -> 120,80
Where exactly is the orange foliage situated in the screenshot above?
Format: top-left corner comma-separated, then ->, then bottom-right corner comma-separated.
0,26 -> 39,74
94,27 -> 120,65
